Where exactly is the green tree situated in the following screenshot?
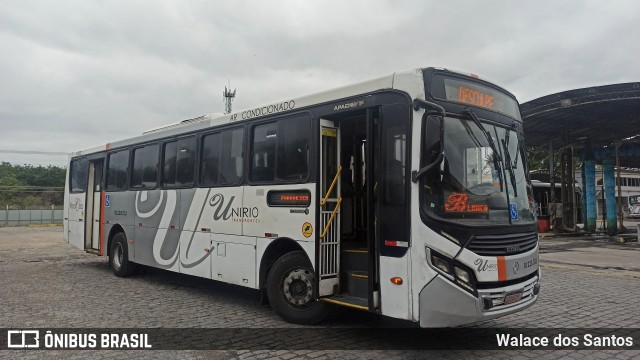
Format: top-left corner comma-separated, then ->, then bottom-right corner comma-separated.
0,173 -> 21,205
0,162 -> 66,207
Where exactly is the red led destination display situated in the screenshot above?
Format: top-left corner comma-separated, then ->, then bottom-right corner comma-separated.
267,190 -> 312,207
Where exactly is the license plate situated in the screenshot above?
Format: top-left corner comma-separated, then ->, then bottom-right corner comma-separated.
504,291 -> 523,305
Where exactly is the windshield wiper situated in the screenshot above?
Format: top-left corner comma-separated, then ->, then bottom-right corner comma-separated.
504,124 -> 520,170
501,131 -> 518,197
462,108 -> 503,192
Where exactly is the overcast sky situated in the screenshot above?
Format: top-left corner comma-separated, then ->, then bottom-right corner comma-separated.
1,0 -> 639,166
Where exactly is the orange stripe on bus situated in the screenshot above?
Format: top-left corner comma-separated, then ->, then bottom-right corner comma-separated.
100,191 -> 106,256
497,256 -> 507,282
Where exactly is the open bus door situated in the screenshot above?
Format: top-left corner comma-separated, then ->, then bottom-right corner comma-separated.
318,119 -> 341,296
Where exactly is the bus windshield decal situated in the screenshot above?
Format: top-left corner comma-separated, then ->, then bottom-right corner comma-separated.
444,193 -> 489,213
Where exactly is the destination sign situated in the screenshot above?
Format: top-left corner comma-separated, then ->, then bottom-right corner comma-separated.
457,86 -> 494,109
267,189 -> 311,207
430,75 -> 521,120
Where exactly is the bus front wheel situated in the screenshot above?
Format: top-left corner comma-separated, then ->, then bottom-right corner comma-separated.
266,250 -> 330,325
109,232 -> 138,277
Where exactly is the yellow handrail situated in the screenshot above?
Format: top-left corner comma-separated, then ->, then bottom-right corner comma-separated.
320,197 -> 342,239
320,165 -> 342,206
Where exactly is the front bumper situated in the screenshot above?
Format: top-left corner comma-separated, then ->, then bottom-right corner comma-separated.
418,272 -> 539,327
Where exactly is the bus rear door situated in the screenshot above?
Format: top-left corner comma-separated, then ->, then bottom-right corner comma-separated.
84,159 -> 103,254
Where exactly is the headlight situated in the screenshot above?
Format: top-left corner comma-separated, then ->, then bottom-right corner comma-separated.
454,266 -> 474,292
427,249 -> 477,295
431,253 -> 452,274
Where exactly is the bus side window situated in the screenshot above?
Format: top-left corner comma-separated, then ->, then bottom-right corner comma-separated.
250,115 -> 310,183
219,128 -> 244,185
163,141 -> 177,186
163,136 -> 196,188
200,132 -> 221,187
70,158 -> 88,193
251,122 -> 277,182
131,144 -> 159,189
277,116 -> 309,181
106,150 -> 129,191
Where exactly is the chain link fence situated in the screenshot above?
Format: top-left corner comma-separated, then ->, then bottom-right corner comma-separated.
1,206 -> 63,226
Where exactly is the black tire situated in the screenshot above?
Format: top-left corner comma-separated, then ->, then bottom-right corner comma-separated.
266,250 -> 330,325
109,232 -> 138,277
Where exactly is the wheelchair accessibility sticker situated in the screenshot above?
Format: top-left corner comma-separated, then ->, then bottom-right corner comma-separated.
509,203 -> 518,220
302,222 -> 313,238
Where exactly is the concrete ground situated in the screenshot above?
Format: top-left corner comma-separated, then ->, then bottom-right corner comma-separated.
0,226 -> 639,359
539,233 -> 640,278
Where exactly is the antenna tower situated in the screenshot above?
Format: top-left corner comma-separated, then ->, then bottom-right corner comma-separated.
223,82 -> 236,114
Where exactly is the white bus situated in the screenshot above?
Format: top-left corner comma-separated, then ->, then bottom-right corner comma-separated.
64,67 -> 539,327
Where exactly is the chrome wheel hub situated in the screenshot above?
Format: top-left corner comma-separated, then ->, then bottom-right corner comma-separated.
282,268 -> 314,307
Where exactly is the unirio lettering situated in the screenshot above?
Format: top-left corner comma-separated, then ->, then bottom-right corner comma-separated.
209,194 -> 260,222
474,258 -> 498,272
209,193 -> 235,220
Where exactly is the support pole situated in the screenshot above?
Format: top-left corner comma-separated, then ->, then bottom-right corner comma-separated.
603,157 -> 618,235
549,142 -> 556,232
616,143 -> 624,232
601,184 -> 606,231
570,146 -> 577,231
560,147 -> 567,230
583,145 -> 597,233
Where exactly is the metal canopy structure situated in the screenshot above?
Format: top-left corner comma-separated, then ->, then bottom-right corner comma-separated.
521,82 -> 640,158
520,82 -> 640,234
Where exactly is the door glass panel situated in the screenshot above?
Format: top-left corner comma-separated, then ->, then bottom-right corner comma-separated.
379,104 -> 409,256
321,129 -> 338,198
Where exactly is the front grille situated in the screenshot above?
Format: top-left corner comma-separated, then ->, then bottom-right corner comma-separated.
466,231 -> 538,256
481,275 -> 538,312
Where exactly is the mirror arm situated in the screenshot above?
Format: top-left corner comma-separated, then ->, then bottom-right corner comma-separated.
413,99 -> 445,116
412,153 -> 444,183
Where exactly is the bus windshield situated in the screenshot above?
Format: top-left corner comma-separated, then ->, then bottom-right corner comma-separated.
423,115 -> 535,225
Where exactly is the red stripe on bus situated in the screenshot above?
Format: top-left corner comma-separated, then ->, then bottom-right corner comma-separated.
100,191 -> 106,256
497,256 -> 506,282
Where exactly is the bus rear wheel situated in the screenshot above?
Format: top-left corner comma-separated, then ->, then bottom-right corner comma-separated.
266,250 -> 330,325
109,232 -> 138,277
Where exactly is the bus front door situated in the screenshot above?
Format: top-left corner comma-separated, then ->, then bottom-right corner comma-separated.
318,119 -> 341,297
